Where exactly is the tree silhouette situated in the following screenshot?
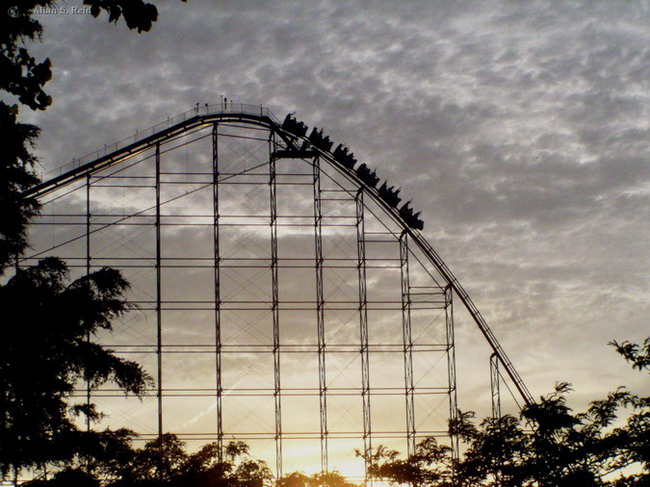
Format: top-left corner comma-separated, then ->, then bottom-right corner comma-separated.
1,1 -> 185,482
32,435 -> 273,487
357,439 -> 453,486
277,470 -> 358,487
0,0 -> 184,271
0,258 -> 152,480
611,338 -> 650,372
362,339 -> 650,486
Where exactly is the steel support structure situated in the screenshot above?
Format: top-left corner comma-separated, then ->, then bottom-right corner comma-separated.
212,124 -> 224,459
490,353 -> 502,419
269,131 -> 283,477
22,108 -> 534,412
18,108 -> 536,484
399,231 -> 416,457
155,143 -> 163,441
355,189 -> 372,477
85,175 -> 92,433
444,285 -> 459,459
312,155 -> 329,472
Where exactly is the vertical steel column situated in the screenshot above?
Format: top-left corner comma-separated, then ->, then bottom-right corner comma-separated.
83,174 -> 92,478
490,353 -> 502,419
355,189 -> 372,475
399,232 -> 416,456
212,124 -> 224,459
155,143 -> 163,442
444,285 -> 459,460
312,155 -> 329,472
269,132 -> 283,477
85,175 -> 92,433
85,175 -> 91,274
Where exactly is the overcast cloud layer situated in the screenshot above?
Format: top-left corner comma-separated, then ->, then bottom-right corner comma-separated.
23,0 -> 650,414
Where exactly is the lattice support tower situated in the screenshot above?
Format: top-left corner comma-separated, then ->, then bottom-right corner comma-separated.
16,104 -> 535,484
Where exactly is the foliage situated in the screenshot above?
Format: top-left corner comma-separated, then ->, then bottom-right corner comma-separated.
0,0 -> 54,270
0,258 -> 152,479
611,339 -> 650,372
0,0 -> 187,481
276,470 -> 358,487
362,339 -> 650,486
0,100 -> 40,270
25,468 -> 101,487
357,439 -> 453,486
0,0 -> 183,272
12,338 -> 649,486
83,0 -> 159,33
24,435 -> 273,487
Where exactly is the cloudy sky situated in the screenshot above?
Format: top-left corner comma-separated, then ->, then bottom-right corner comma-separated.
20,0 -> 650,470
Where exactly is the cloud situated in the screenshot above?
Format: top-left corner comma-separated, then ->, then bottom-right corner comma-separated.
18,0 -> 650,465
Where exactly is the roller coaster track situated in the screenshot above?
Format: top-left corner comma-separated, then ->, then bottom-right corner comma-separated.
22,105 -> 534,407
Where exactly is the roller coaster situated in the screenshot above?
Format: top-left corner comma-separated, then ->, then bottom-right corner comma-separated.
21,102 -> 533,479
